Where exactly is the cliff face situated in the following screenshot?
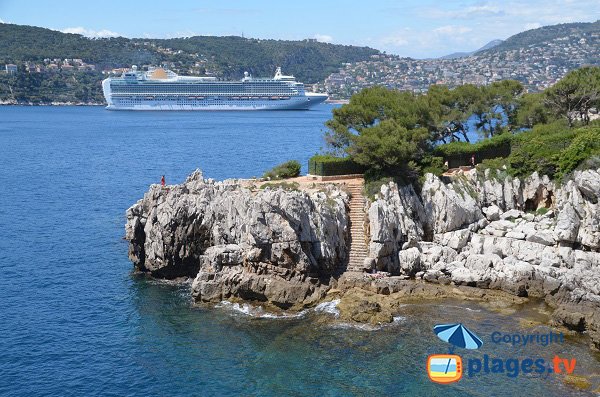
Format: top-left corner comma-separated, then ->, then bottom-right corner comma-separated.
125,167 -> 600,347
125,170 -> 348,309
367,168 -> 600,348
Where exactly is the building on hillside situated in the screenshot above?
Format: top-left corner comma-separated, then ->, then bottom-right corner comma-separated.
5,64 -> 17,74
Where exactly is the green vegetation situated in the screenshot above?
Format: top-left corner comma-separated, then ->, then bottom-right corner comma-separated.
433,133 -> 513,168
557,126 -> 600,177
470,122 -> 599,180
317,66 -> 600,193
536,207 -> 550,216
0,67 -> 105,103
262,160 -> 301,180
0,22 -> 380,103
147,36 -> 379,84
479,21 -> 600,53
545,66 -> 600,126
259,181 -> 300,191
308,155 -> 365,176
364,176 -> 396,201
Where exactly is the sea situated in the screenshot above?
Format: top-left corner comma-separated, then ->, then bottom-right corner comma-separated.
0,105 -> 598,396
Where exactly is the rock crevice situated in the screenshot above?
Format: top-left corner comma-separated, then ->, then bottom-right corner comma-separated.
364,168 -> 600,349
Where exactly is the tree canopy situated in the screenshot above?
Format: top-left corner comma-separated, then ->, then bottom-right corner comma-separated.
322,66 -> 600,184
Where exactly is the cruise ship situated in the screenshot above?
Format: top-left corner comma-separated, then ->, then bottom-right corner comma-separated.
102,66 -> 328,110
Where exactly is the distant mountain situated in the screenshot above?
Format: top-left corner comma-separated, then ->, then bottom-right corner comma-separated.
440,39 -> 503,59
474,39 -> 504,53
321,20 -> 600,98
478,20 -> 600,54
0,23 -> 380,83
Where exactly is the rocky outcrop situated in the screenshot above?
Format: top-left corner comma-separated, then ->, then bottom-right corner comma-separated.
125,170 -> 348,309
125,167 -> 600,349
365,167 -> 600,349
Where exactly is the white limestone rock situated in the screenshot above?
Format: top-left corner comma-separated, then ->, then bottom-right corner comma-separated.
526,230 -> 556,246
483,205 -> 502,221
433,229 -> 471,250
421,173 -> 483,234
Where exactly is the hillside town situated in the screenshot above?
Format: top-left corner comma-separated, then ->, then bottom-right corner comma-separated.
316,29 -> 600,98
4,58 -> 97,74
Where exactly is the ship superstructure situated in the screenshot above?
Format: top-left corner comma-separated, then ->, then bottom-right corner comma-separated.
102,66 -> 328,110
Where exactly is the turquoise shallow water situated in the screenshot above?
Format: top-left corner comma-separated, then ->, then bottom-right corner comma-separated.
0,106 -> 598,396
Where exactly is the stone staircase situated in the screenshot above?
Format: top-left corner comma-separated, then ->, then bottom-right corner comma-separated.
345,183 -> 368,273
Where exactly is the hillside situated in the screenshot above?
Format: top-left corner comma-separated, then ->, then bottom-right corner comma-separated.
480,20 -> 600,54
0,23 -> 379,83
321,21 -> 600,98
440,39 -> 503,59
148,36 -> 379,83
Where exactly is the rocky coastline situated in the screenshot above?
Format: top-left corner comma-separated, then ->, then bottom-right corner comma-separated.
125,168 -> 600,350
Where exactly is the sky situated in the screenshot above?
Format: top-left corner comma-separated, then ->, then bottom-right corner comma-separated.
0,0 -> 598,58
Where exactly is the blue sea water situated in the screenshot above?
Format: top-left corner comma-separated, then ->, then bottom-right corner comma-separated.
0,106 -> 598,396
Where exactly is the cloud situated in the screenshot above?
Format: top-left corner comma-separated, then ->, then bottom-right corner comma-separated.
382,0 -> 600,57
462,3 -> 504,17
164,30 -> 203,38
61,27 -> 121,38
379,35 -> 408,47
433,25 -> 473,35
524,22 -> 542,30
313,34 -> 333,43
425,2 -> 504,19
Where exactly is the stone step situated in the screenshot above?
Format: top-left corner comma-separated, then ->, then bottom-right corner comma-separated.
343,183 -> 368,274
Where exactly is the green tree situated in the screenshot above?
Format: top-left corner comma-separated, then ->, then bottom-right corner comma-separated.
545,67 -> 600,126
348,119 -> 429,174
489,80 -> 524,130
516,92 -> 553,128
324,86 -> 429,154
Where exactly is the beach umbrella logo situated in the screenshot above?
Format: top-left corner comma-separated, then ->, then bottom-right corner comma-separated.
427,323 -> 482,384
433,323 -> 483,350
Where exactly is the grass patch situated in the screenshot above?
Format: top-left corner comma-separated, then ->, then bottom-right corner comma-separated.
536,207 -> 549,215
259,181 -> 300,191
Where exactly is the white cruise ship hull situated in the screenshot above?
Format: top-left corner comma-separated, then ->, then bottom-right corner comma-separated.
104,93 -> 328,111
102,68 -> 328,111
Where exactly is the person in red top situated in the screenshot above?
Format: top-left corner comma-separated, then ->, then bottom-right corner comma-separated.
470,154 -> 476,167
160,175 -> 165,186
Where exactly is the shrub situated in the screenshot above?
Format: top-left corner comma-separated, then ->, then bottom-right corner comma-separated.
259,181 -> 300,191
364,177 -> 395,200
434,133 -> 513,168
263,160 -> 301,180
557,126 -> 600,178
536,207 -> 549,215
507,121 -> 575,178
308,155 -> 366,176
420,156 -> 445,176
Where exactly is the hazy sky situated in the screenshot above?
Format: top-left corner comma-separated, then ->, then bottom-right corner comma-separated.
0,0 -> 598,58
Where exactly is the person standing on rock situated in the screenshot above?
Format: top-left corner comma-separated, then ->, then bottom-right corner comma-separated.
161,175 -> 165,187
470,154 -> 476,167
